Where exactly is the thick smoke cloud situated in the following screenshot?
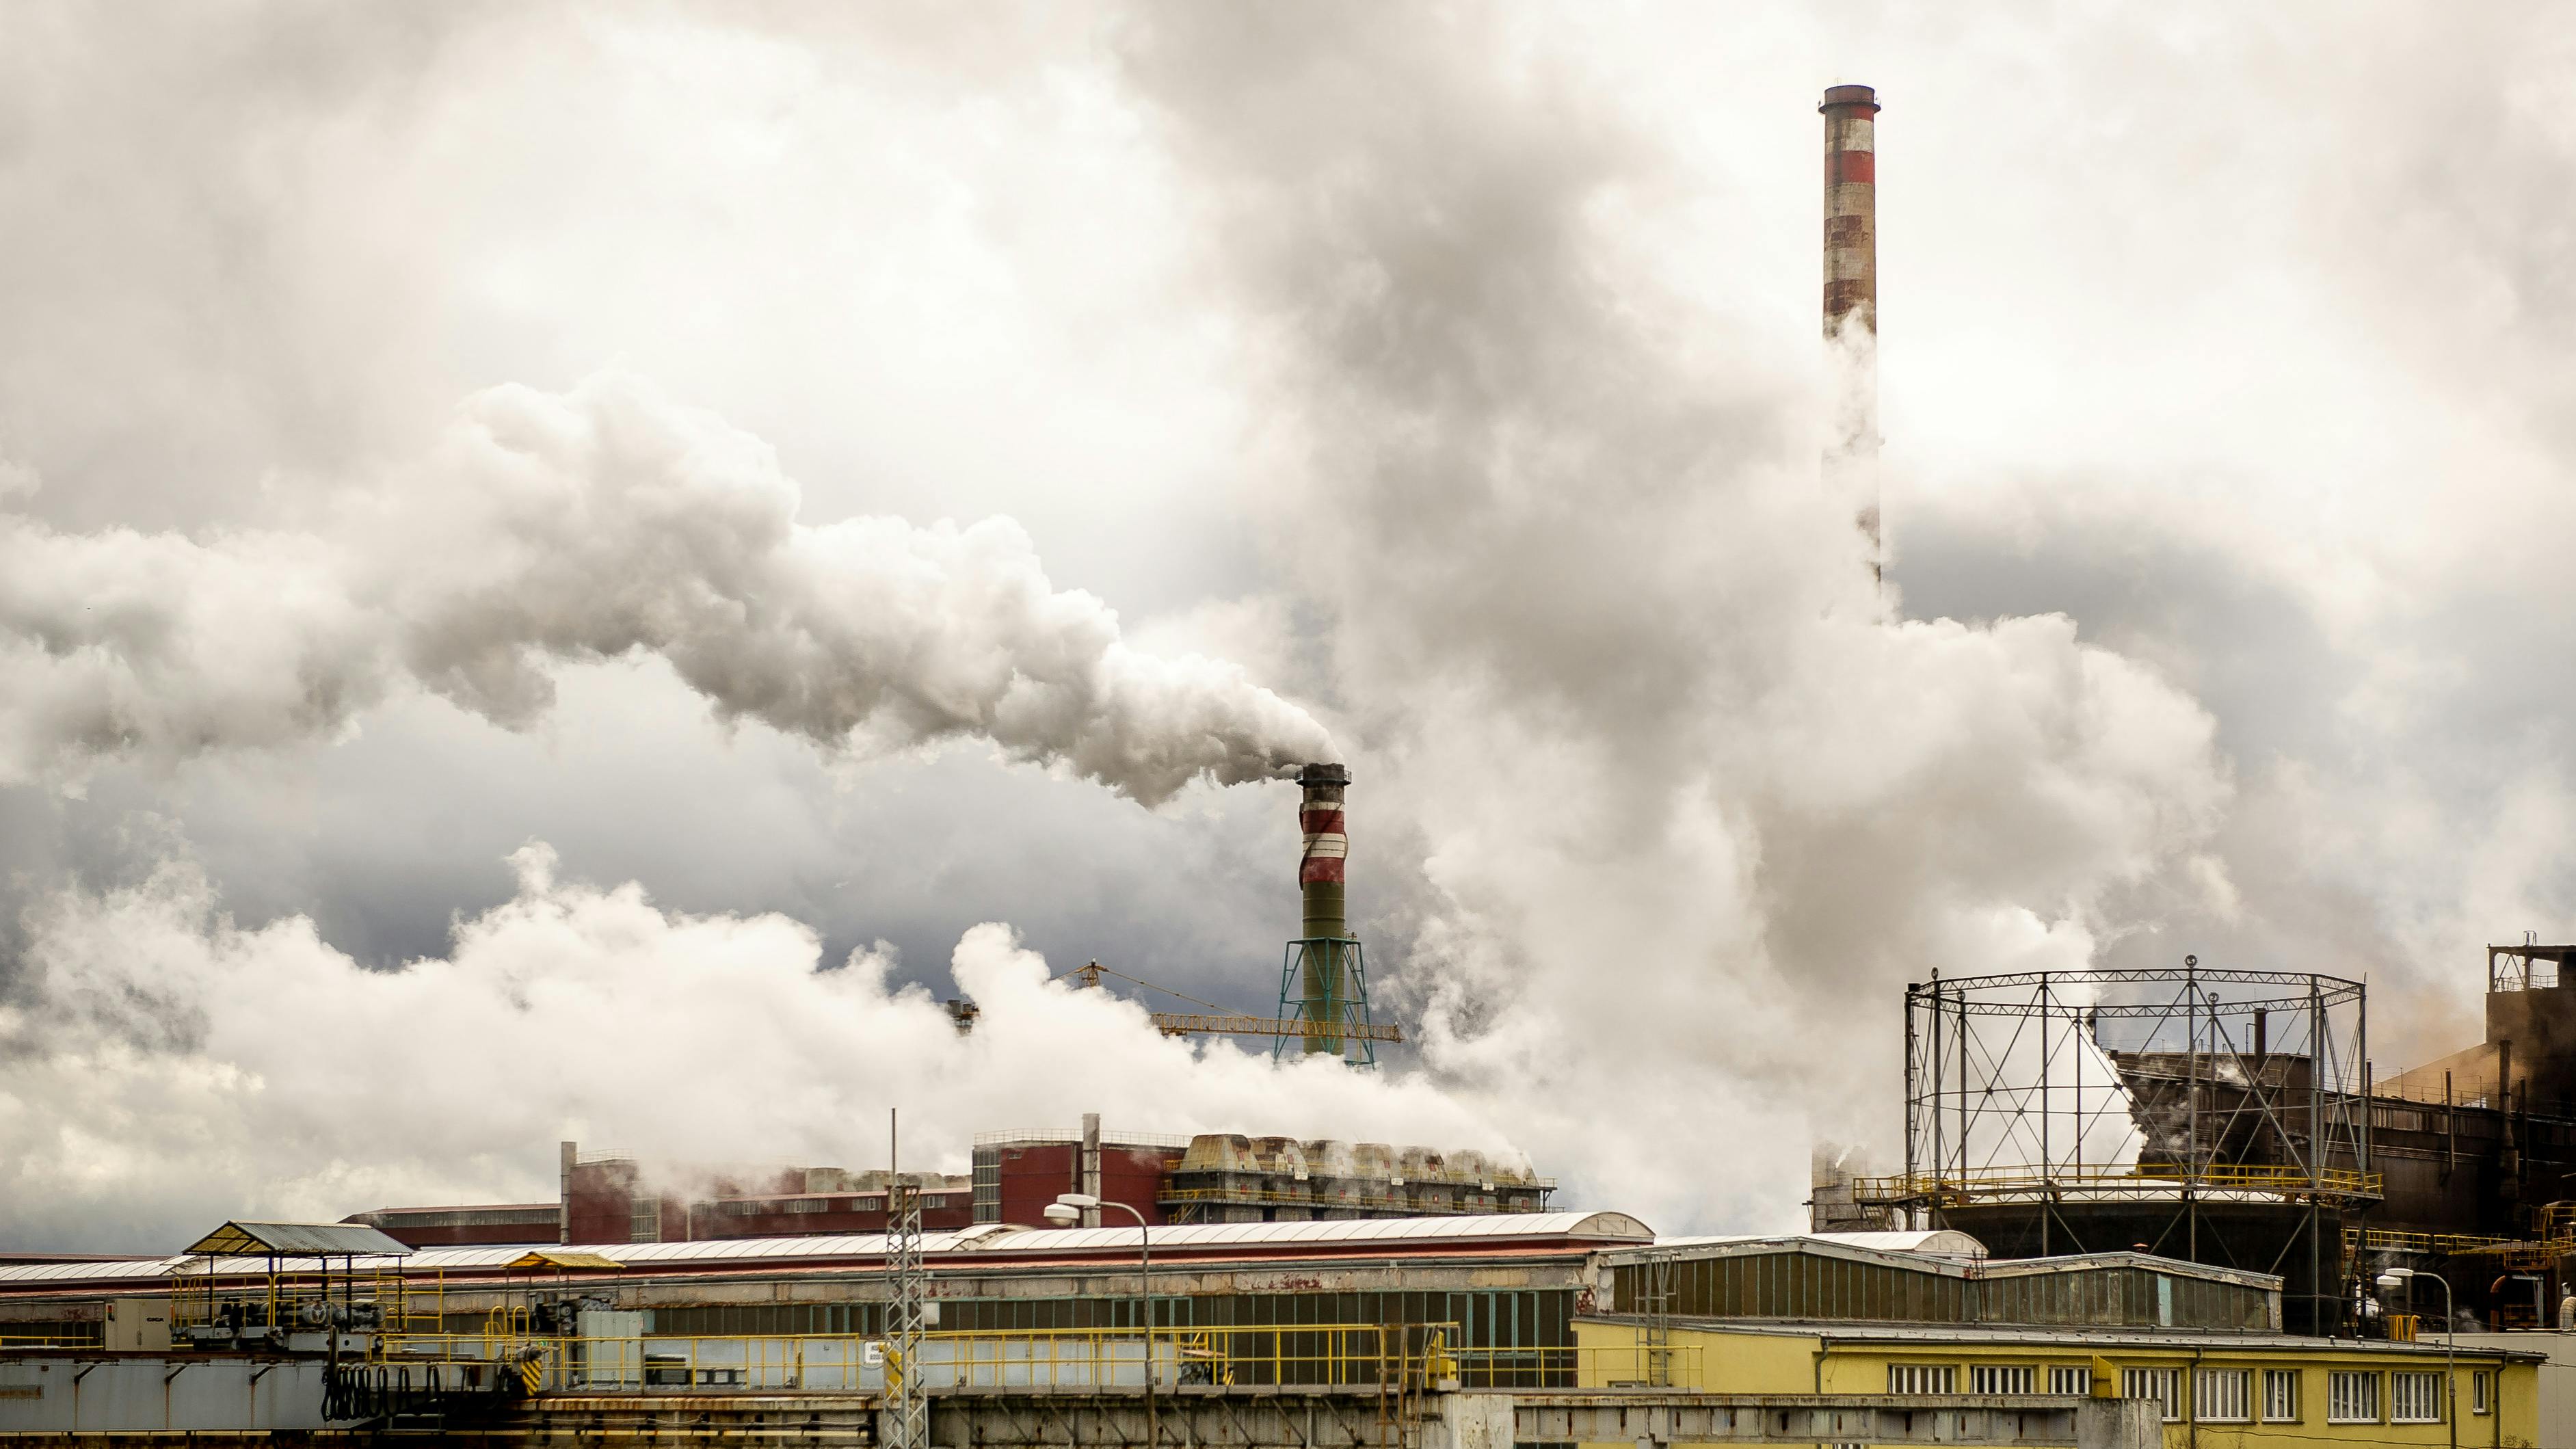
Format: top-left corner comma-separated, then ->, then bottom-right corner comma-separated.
1112,7 -> 2231,1223
0,374 -> 1330,804
4,3 -> 2568,1247
0,843 -> 1502,1247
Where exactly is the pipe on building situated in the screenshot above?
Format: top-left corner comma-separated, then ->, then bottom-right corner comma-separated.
1820,83 -> 1883,568
1297,763 -> 1351,1057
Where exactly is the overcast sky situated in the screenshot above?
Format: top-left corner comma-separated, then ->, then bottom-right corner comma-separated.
4,1 -> 2572,1250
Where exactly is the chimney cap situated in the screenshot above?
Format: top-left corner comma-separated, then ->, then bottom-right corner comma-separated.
1297,762 -> 1351,786
1820,84 -> 1881,114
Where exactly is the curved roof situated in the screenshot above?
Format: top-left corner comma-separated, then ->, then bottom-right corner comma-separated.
0,1212 -> 1651,1289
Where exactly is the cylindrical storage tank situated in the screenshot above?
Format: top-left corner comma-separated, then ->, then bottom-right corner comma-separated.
1297,763 -> 1351,1055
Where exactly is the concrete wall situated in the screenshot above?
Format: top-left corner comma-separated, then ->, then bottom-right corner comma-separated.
2460,1331 -> 2573,1449
0,1355 -> 334,1433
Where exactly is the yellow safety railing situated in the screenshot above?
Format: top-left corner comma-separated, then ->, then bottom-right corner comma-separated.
2344,1227 -> 2521,1258
372,1322 -> 1474,1396
168,1264 -> 451,1340
0,1331 -> 104,1348
1853,1162 -> 2381,1205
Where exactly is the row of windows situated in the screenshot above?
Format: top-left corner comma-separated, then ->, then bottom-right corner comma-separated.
1621,1253 -> 2270,1331
1886,1362 -> 2491,1426
626,1288 -> 1577,1387
378,1209 -> 554,1228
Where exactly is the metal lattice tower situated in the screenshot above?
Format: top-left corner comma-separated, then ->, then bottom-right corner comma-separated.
885,1181 -> 929,1449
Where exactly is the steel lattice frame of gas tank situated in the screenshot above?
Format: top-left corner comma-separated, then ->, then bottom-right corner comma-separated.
1272,763 -> 1383,1067
1860,963 -> 2374,1336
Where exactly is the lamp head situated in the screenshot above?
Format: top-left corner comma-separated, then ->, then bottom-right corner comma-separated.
2377,1272 -> 2410,1290
1042,1203 -> 1081,1225
1055,1193 -> 1102,1210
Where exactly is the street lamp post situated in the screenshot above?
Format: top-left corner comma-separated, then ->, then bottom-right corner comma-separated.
2378,1268 -> 2456,1449
1050,1193 -> 1154,1443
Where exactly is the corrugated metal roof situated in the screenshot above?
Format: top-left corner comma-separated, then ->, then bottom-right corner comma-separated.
183,1222 -> 412,1257
0,1212 -> 1649,1288
505,1249 -> 624,1270
1600,1234 -> 2281,1291
0,1258 -> 178,1284
1641,1230 -> 1987,1258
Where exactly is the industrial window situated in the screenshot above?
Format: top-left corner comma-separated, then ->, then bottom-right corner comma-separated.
1969,1366 -> 2033,1395
1887,1364 -> 1957,1394
2047,1366 -> 2089,1396
2262,1368 -> 2300,1422
2328,1370 -> 2380,1424
2121,1368 -> 2179,1422
2391,1370 -> 2442,1424
628,1198 -> 660,1243
2193,1368 -> 2249,1423
2473,1370 -> 2491,1414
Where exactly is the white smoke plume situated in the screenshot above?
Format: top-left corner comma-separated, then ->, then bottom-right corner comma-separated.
0,373 -> 1331,805
8,4 -> 2562,1249
0,842 -> 1500,1246
1112,7 -> 2233,1227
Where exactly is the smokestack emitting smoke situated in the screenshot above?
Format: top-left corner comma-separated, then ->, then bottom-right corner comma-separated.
1820,83 -> 1882,566
1297,762 -> 1351,1056
0,375 -> 1333,804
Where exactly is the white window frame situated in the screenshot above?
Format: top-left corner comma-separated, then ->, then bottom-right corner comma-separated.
2048,1365 -> 2090,1397
2261,1367 -> 2300,1422
1887,1364 -> 1958,1395
2193,1367 -> 2250,1424
2391,1370 -> 2443,1424
1970,1365 -> 2035,1396
2122,1368 -> 2181,1423
2473,1370 -> 2491,1415
2328,1370 -> 2382,1424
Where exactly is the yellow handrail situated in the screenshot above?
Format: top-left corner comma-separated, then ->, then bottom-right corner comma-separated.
373,1322 -> 1481,1395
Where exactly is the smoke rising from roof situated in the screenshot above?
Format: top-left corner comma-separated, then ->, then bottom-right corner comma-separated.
0,374 -> 1331,805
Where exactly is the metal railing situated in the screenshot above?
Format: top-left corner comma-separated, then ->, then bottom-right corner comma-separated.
2346,1227 -> 2521,1258
168,1266 -> 449,1338
1853,1162 -> 2381,1206
372,1322 -> 1475,1396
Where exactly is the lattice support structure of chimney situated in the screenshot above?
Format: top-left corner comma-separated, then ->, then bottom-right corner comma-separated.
1273,762 -> 1384,1067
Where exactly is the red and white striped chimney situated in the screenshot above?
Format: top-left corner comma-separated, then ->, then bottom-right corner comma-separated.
1295,763 -> 1350,1055
1820,83 -> 1882,568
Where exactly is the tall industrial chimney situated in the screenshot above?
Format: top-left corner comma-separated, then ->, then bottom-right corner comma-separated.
1820,83 -> 1882,566
1295,762 -> 1351,1057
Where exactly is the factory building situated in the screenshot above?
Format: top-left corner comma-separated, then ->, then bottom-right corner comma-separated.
0,1216 -> 2546,1442
347,1121 -> 1552,1251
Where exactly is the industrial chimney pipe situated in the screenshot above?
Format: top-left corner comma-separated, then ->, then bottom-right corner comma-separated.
1820,83 -> 1882,568
1296,763 -> 1351,1057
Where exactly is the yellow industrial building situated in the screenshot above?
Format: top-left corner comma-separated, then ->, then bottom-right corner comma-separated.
1576,1233 -> 2542,1447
